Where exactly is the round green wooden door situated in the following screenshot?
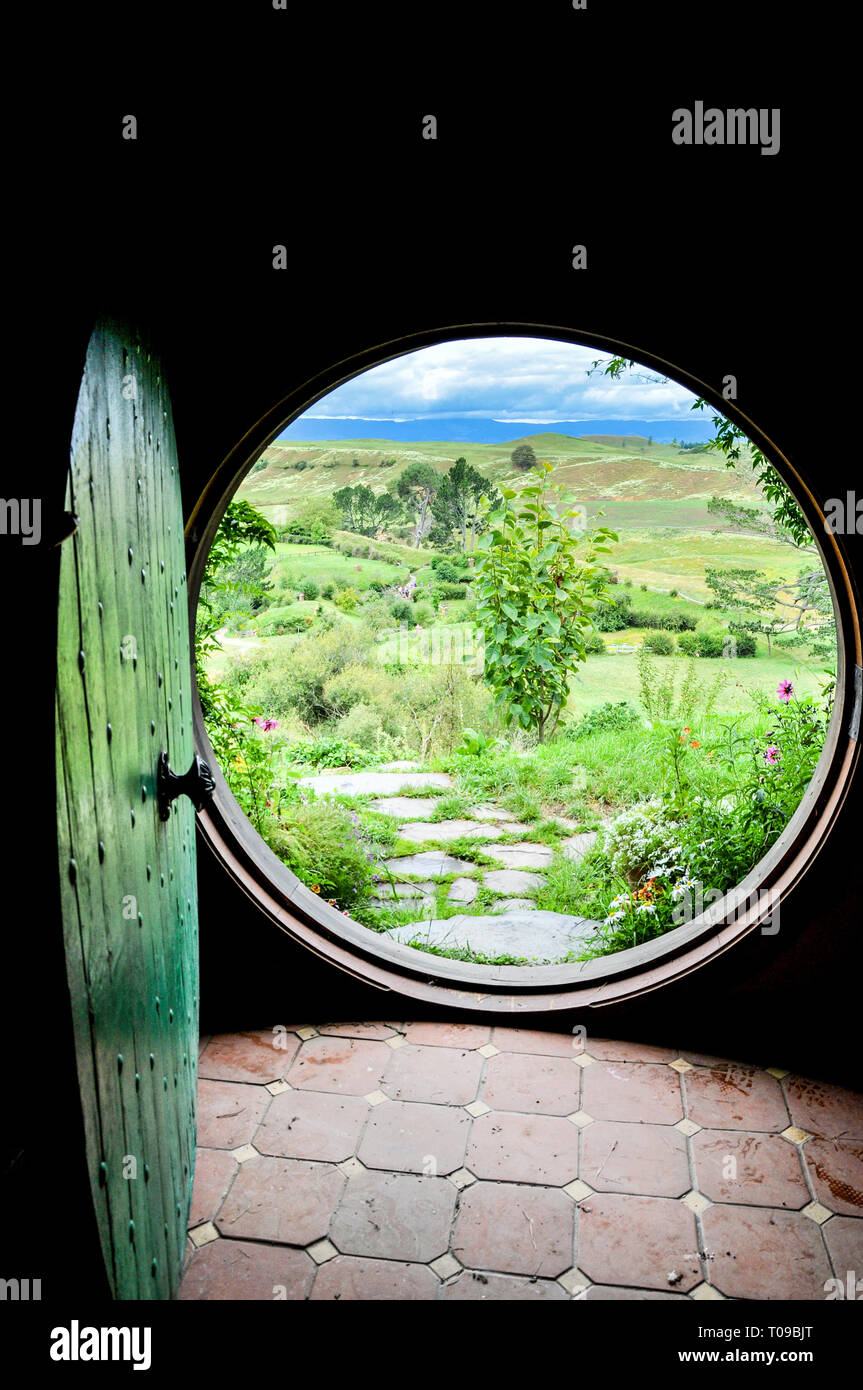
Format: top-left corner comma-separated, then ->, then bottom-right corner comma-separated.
56,321 -> 199,1299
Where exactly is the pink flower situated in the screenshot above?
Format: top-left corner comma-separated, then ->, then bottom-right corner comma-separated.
777,680 -> 794,702
263,719 -> 280,731
764,745 -> 780,764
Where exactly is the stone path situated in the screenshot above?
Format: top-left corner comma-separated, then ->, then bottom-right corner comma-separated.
388,910 -> 599,961
181,1024 -> 863,1301
298,767 -> 602,962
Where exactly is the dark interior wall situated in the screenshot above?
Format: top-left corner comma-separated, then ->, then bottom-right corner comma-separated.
30,131 -> 863,1092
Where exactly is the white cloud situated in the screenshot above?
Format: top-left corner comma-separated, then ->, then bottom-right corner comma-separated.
297,336 -> 701,422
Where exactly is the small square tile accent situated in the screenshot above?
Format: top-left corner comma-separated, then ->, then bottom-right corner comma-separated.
558,1268 -> 591,1296
307,1238 -> 338,1264
681,1190 -> 711,1214
572,1052 -> 596,1068
465,1100 -> 490,1117
448,1168 -> 477,1189
782,1125 -> 811,1144
766,1067 -> 789,1079
188,1222 -> 219,1248
386,1035 -> 407,1049
230,1144 -> 259,1164
364,1090 -> 389,1106
266,1079 -> 290,1095
801,1201 -> 832,1225
675,1118 -> 702,1136
295,1026 -> 318,1041
563,1179 -> 594,1202
691,1281 -> 725,1300
567,1110 -> 594,1128
669,1059 -> 693,1073
338,1157 -> 366,1177
478,1044 -> 499,1057
430,1253 -> 462,1280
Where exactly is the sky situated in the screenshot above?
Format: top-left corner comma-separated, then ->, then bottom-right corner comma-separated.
283,337 -> 704,427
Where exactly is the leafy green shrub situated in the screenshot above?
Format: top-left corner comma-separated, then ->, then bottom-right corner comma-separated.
390,598 -> 415,625
659,613 -> 696,631
333,702 -> 388,751
266,798 -> 377,910
642,631 -> 675,655
298,577 -> 319,599
433,559 -> 461,583
566,702 -> 640,739
593,601 -> 629,631
584,630 -> 606,654
321,582 -> 335,599
412,602 -> 435,625
678,630 -> 727,658
431,582 -> 468,601
282,736 -> 378,769
334,587 -> 360,612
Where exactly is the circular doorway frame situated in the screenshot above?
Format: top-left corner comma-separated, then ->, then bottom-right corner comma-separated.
187,322 -> 861,1014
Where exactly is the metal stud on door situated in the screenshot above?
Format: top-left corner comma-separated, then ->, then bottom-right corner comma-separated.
55,321 -> 208,1299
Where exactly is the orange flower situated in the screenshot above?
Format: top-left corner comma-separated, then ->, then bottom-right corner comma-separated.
691,740 -> 700,749
310,884 -> 321,894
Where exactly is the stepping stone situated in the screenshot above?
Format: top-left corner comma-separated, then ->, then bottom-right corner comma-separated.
486,842 -> 554,870
398,820 -> 505,844
384,851 -> 476,879
447,878 -> 479,905
370,796 -> 445,818
542,811 -> 580,830
389,911 -> 601,962
299,771 -> 453,796
490,898 -> 536,913
561,832 -> 597,862
483,869 -> 546,895
497,822 -> 533,836
368,895 -> 435,912
470,805 -> 517,821
371,881 -> 436,903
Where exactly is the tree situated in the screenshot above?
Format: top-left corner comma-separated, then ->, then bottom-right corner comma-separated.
428,457 -> 494,552
332,483 -> 399,537
511,443 -> 538,472
396,462 -> 439,548
473,463 -> 619,741
705,566 -> 815,656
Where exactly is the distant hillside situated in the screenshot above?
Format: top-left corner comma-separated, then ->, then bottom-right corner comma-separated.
277,416 -> 716,445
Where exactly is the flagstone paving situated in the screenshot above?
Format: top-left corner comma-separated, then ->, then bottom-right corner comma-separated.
182,1024 -> 863,1300
386,911 -> 600,961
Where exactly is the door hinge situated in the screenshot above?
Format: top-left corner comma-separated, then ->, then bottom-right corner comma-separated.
157,750 -> 215,822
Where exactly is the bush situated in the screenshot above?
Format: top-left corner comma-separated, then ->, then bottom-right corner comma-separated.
734,632 -> 757,656
593,602 -> 629,632
603,797 -> 684,885
431,582 -> 468,601
334,702 -> 386,751
566,702 -> 640,739
298,577 -> 319,599
224,626 -> 372,723
390,598 -> 415,625
266,797 -> 376,910
660,613 -> 696,631
678,630 -> 725,658
412,602 -> 435,626
282,736 -> 377,769
334,587 -> 360,612
584,630 -> 606,654
321,582 -> 335,600
432,559 -> 461,583
642,631 -> 675,655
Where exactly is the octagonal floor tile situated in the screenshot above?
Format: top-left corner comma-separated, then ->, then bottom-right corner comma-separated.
578,1194 -> 701,1291
481,1051 -> 581,1116
701,1204 -> 833,1299
581,1120 -> 690,1197
584,1284 -> 690,1301
196,1079 -> 270,1150
316,1022 -> 398,1041
358,1099 -> 470,1175
453,1182 -> 575,1277
584,1039 -> 678,1064
442,1270 -> 569,1299
402,1021 -> 490,1049
692,1129 -> 810,1209
490,1027 -> 582,1058
382,1044 -> 484,1105
784,1076 -> 863,1143
188,1148 -> 238,1228
582,1062 -> 684,1125
287,1036 -> 391,1095
216,1157 -> 344,1246
467,1111 -> 580,1186
803,1138 -> 863,1217
683,1065 -> 789,1132
822,1215 -> 863,1285
310,1255 -> 440,1300
254,1089 -> 369,1163
198,1029 -> 298,1083
178,1239 -> 314,1300
330,1169 -> 457,1262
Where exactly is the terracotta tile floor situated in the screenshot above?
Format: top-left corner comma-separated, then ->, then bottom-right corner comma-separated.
180,1023 -> 863,1300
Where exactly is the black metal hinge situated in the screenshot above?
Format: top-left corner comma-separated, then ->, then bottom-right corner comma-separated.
157,750 -> 215,822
